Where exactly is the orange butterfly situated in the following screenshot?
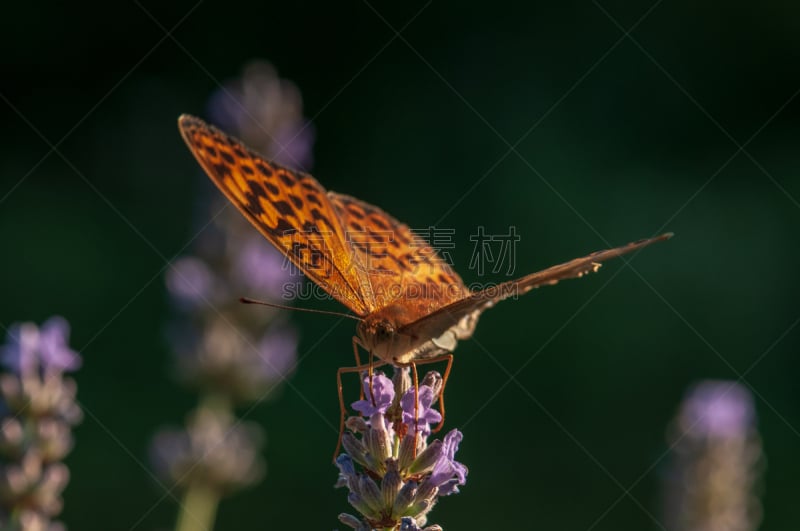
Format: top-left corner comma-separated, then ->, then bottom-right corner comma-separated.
178,114 -> 669,434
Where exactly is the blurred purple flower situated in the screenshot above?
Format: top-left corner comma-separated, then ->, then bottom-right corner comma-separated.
1,317 -> 81,375
150,406 -> 264,494
270,120 -> 316,170
38,318 -> 81,373
679,379 -> 756,438
207,60 -> 315,171
232,234 -> 294,301
166,256 -> 216,307
168,319 -> 298,404
153,60 -> 312,527
254,325 -> 298,381
664,380 -> 763,531
0,322 -> 38,375
163,60 -> 310,401
0,317 -> 81,530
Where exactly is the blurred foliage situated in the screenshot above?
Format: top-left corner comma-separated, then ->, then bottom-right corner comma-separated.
1,1 -> 799,529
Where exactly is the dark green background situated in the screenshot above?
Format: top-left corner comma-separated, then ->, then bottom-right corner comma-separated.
2,1 -> 798,529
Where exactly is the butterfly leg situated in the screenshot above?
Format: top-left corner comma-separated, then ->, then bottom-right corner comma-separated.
411,353 -> 454,434
351,336 -> 365,401
335,360 -> 388,462
411,361 -> 420,458
351,336 -> 377,405
367,348 -> 377,407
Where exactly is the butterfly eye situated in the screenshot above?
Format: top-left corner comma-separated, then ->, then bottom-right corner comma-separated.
376,320 -> 395,339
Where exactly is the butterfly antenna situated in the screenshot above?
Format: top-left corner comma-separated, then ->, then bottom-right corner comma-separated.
240,297 -> 363,321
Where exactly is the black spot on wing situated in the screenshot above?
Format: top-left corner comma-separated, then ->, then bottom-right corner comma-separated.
396,232 -> 411,245
369,216 -> 389,231
279,172 -> 296,186
212,162 -> 231,177
301,221 -> 321,234
346,205 -> 365,220
245,193 -> 263,215
368,229 -> 385,242
271,218 -> 296,236
256,162 -> 273,177
264,181 -> 280,195
243,183 -> 270,215
273,200 -> 295,217
311,208 -> 335,230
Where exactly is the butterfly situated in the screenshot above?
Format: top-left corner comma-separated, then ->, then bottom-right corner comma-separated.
178,114 -> 671,372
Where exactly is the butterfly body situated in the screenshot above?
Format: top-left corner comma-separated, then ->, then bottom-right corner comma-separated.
178,114 -> 671,368
357,305 -> 480,366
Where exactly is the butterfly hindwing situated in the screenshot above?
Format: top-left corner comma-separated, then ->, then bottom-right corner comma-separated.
328,192 -> 470,316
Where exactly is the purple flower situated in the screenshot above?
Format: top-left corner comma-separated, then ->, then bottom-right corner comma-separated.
664,380 -> 763,531
679,380 -> 756,438
164,62 -> 307,399
336,454 -> 356,478
38,317 -> 81,373
400,385 -> 442,436
150,407 -> 265,493
427,430 -> 467,496
154,58 -> 311,531
337,368 -> 466,530
168,318 -> 299,404
351,373 -> 395,417
165,256 -> 216,306
0,317 -> 81,375
254,325 -> 298,380
206,60 -> 315,171
0,322 -> 38,374
270,120 -> 316,169
0,317 -> 81,528
232,235 -> 294,301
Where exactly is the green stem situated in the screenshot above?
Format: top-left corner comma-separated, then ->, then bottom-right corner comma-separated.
174,482 -> 221,531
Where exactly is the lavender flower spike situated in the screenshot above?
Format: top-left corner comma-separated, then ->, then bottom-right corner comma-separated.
153,59 -> 309,531
663,380 -> 763,531
336,368 -> 467,530
0,317 -> 82,530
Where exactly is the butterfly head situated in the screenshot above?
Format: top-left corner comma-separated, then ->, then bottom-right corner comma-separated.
357,312 -> 419,366
372,318 -> 396,342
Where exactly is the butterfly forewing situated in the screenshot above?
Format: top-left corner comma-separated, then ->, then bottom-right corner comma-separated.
178,115 -> 371,315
